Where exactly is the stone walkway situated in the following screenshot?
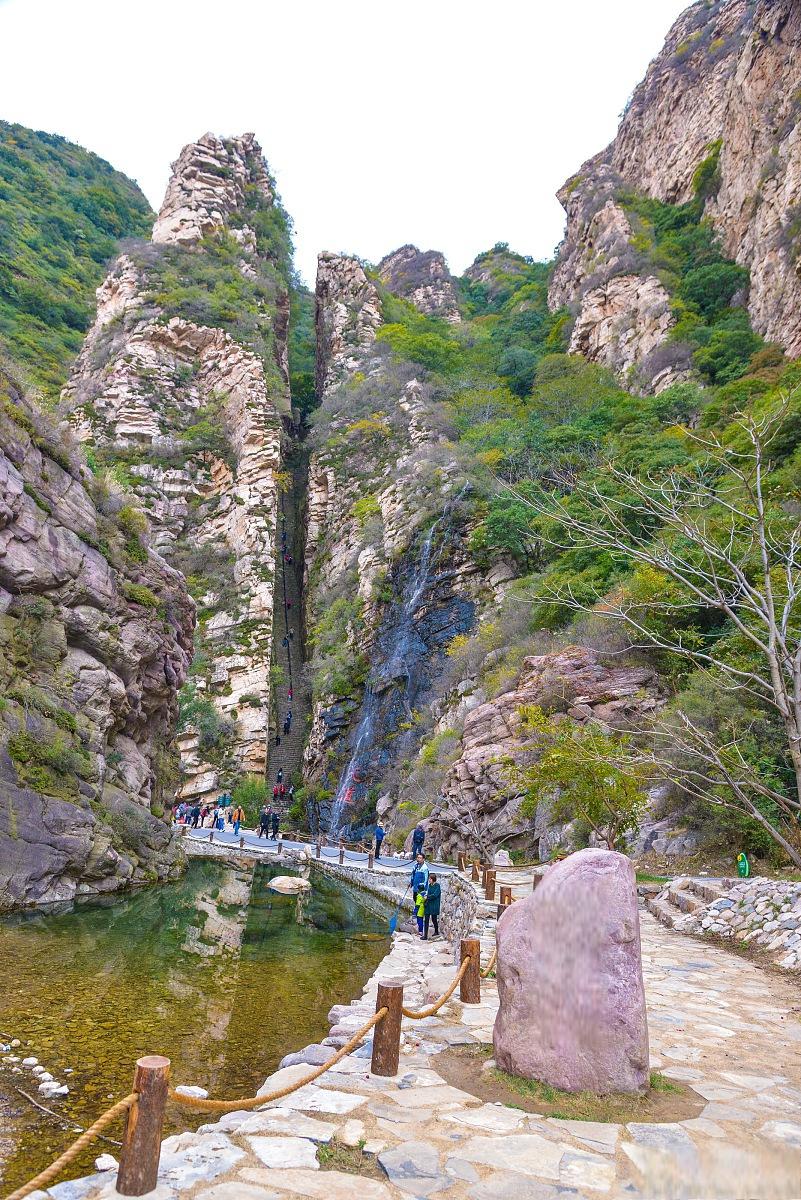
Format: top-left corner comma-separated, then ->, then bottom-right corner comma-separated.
41,909 -> 801,1200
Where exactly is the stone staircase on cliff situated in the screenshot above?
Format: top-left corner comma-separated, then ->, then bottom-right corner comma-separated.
643,876 -> 734,930
267,451 -> 310,815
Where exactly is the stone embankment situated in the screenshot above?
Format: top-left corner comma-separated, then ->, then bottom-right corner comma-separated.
646,875 -> 801,970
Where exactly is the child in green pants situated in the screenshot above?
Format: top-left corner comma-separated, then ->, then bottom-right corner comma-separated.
415,889 -> 425,936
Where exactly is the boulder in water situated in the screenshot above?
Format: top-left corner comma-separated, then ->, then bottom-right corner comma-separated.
493,847 -> 649,1094
268,875 -> 311,894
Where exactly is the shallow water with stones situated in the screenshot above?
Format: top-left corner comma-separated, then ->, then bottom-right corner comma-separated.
0,859 -> 391,1189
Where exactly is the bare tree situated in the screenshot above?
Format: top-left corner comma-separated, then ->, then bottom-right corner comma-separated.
509,394 -> 801,866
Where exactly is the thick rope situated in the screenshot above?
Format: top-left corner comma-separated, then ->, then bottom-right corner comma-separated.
401,955 -> 471,1019
168,1007 -> 388,1113
481,946 -> 498,977
4,1093 -> 137,1200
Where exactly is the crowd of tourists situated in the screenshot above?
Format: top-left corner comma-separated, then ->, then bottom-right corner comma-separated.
172,795 -> 246,835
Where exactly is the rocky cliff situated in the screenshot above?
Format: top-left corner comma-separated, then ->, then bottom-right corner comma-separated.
0,370 -> 194,909
63,133 -> 292,802
426,647 -> 660,860
551,0 -> 801,380
376,246 -> 462,323
302,252 -> 500,833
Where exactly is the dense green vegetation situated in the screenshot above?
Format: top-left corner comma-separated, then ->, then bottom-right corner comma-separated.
0,122 -> 152,399
289,279 -> 316,416
618,143 -> 762,386
370,195 -> 799,861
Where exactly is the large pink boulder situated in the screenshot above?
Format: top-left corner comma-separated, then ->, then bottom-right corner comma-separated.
493,847 -> 649,1093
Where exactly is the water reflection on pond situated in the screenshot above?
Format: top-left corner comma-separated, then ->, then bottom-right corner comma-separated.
0,859 -> 391,1189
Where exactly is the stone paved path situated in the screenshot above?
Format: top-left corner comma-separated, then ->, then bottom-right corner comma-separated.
40,912 -> 801,1200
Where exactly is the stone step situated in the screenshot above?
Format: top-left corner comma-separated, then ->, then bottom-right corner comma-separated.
687,877 -> 733,904
668,883 -> 705,914
644,893 -> 685,929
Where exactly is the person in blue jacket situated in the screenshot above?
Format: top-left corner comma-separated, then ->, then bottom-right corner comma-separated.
411,854 -> 429,902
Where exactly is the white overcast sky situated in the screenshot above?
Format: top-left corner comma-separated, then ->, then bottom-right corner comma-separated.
0,0 -> 689,285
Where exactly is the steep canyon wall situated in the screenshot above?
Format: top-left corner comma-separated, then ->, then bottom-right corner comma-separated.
551,0 -> 801,383
64,133 -> 292,803
303,249 -> 505,834
0,371 -> 194,908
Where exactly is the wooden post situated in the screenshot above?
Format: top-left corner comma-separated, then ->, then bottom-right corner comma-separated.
457,852 -> 466,872
368,851 -> 374,869
460,938 -> 481,1004
277,839 -> 283,854
533,874 -> 542,891
339,846 -> 345,865
116,1054 -> 170,1195
484,869 -> 496,901
209,831 -> 214,843
239,836 -> 244,849
370,981 -> 403,1077
316,841 -> 321,860
470,860 -> 479,882
499,884 -> 512,907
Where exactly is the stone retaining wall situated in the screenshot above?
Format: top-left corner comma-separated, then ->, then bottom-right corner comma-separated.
657,877 -> 801,970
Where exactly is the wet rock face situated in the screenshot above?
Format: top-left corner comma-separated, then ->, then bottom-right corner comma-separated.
552,0 -> 801,367
0,373 -> 194,909
426,646 -> 660,859
494,848 -> 649,1093
317,519 -> 476,832
376,245 -> 462,324
64,133 -> 290,801
304,253 -> 497,833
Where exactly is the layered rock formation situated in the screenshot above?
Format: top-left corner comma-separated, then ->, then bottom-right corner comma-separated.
64,133 -> 291,801
549,181 -> 685,390
377,246 -> 462,323
426,647 -> 660,859
551,0 -> 801,374
0,371 -> 194,909
315,253 -> 382,398
152,133 -> 274,246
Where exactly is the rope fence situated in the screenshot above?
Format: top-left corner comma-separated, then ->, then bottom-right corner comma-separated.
481,945 -> 498,977
4,935 -> 495,1200
5,1094 -> 136,1200
401,954 -> 471,1019
167,1007 -> 388,1114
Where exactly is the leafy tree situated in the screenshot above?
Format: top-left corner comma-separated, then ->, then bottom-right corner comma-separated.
499,346 -> 539,397
507,705 -> 649,851
515,396 -> 801,865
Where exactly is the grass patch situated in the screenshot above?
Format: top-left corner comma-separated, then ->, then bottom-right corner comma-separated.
317,1139 -> 384,1178
489,1067 -> 685,1122
434,1045 -> 701,1125
636,871 -> 672,884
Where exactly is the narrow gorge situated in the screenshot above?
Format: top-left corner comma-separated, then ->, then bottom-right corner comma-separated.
2,0 -> 801,911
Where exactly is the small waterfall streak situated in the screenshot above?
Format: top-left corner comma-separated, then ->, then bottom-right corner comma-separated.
328,485 -> 469,835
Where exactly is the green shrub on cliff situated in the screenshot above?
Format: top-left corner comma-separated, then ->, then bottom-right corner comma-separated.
0,122 -> 152,399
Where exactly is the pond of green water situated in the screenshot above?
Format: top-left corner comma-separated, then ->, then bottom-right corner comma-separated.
0,859 -> 391,1189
